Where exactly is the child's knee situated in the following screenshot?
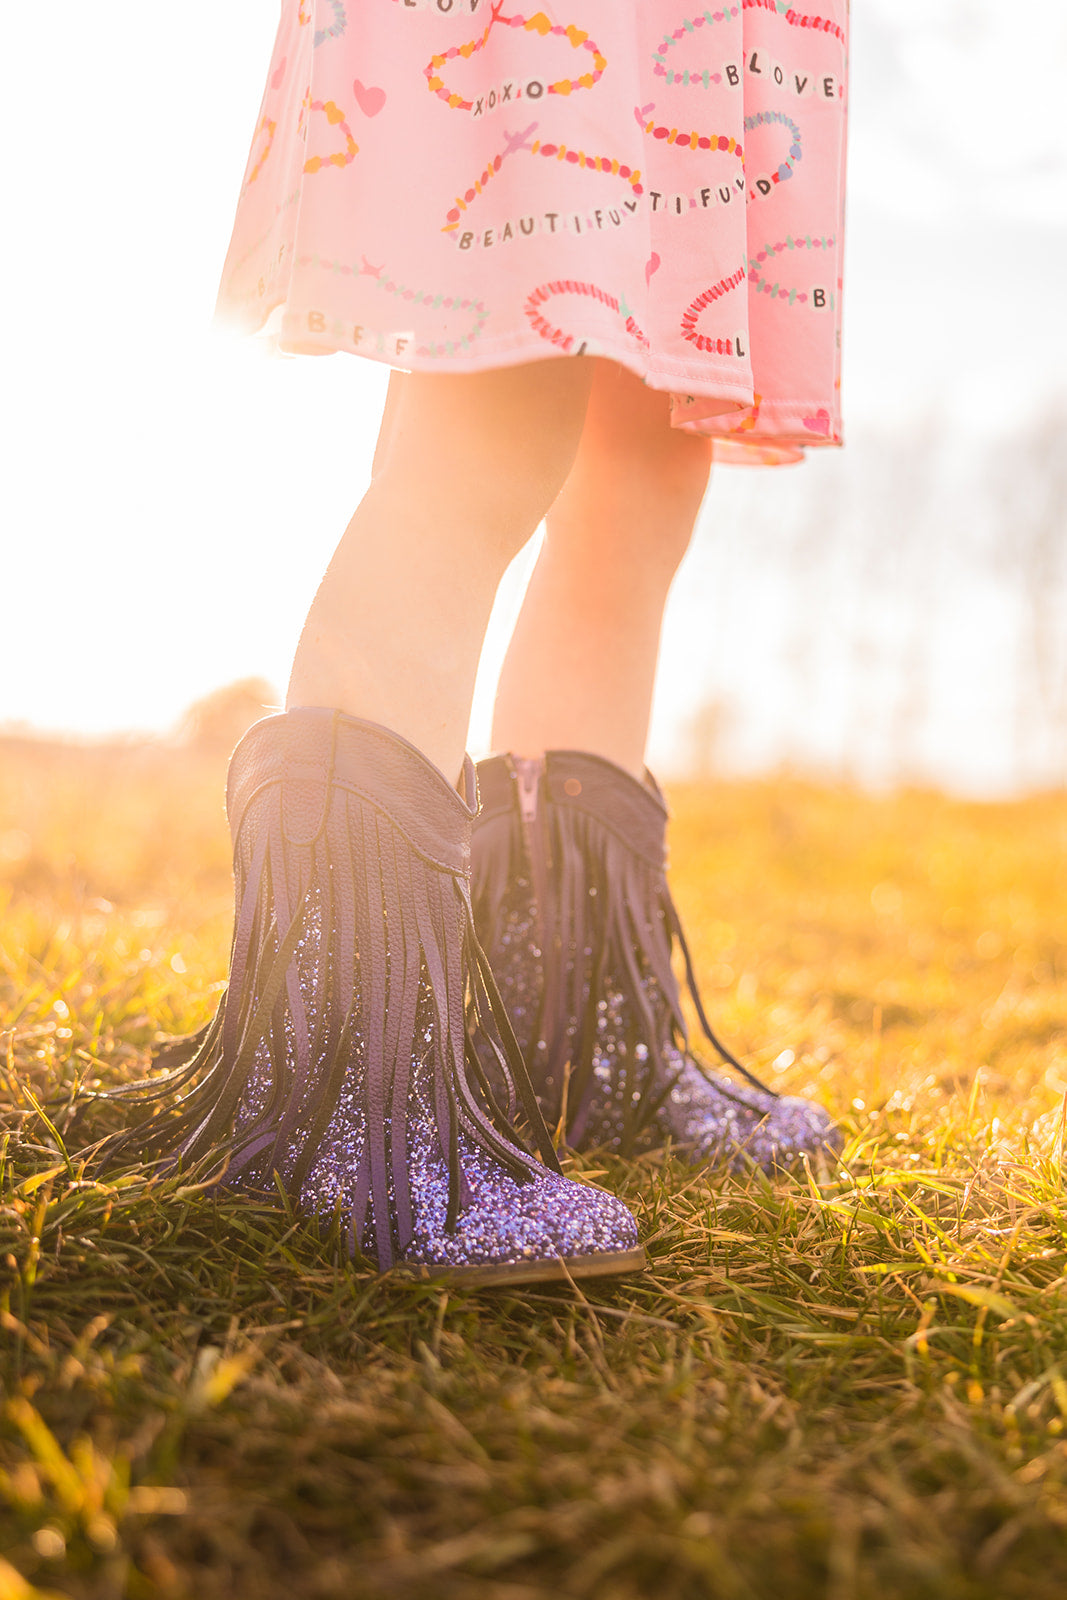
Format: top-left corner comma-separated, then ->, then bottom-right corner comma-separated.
558,425 -> 711,577
384,363 -> 591,550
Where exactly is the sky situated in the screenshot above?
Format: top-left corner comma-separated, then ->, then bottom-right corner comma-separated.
3,2 -> 1066,786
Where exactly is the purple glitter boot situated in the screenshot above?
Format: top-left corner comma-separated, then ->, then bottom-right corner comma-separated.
110,711 -> 643,1285
471,750 -> 840,1170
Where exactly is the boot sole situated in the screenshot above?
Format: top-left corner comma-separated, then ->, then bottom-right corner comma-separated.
392,1245 -> 647,1289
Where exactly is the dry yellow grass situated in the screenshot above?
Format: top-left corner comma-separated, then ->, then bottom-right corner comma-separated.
2,736 -> 1067,1599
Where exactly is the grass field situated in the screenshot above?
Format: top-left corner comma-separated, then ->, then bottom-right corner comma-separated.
3,735 -> 1067,1599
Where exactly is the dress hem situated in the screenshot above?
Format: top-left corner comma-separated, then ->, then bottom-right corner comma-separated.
219,297 -> 842,461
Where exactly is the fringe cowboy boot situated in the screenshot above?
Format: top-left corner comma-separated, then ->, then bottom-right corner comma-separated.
471,750 -> 840,1168
106,710 -> 644,1285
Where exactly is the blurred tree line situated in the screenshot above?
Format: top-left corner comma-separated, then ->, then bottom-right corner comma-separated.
674,403 -> 1067,794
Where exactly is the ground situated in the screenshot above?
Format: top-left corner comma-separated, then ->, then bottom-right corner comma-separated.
2,737 -> 1067,1600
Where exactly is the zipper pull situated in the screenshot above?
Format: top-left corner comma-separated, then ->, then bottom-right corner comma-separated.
513,756 -> 540,829
512,756 -> 549,948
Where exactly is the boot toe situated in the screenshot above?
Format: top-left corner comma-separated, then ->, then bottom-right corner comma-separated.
403,1133 -> 641,1275
664,1056 -> 841,1172
770,1096 -> 844,1156
737,1095 -> 843,1170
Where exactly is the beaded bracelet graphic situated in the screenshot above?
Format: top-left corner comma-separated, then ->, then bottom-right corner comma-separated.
654,0 -> 844,86
744,109 -> 802,196
425,6 -> 606,112
747,232 -> 834,304
637,110 -> 744,163
292,254 -> 489,358
524,278 -> 648,353
301,95 -> 359,173
745,0 -> 845,41
680,265 -> 746,353
428,7 -> 635,234
314,0 -> 347,48
653,2 -> 740,86
244,115 -> 277,188
368,264 -> 490,357
443,123 -> 643,234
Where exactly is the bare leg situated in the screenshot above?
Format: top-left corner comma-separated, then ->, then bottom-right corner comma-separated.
288,361 -> 594,779
490,361 -> 713,777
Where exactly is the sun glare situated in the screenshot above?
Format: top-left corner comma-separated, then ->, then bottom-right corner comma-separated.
3,1 -> 1065,791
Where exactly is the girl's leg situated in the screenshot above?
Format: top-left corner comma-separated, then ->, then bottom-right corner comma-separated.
127,354 -> 644,1280
472,362 -> 839,1169
288,360 -> 595,779
490,360 -> 713,777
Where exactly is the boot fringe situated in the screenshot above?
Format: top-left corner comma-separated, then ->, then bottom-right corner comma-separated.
99,713 -> 559,1269
473,751 -> 776,1155
544,793 -> 690,1148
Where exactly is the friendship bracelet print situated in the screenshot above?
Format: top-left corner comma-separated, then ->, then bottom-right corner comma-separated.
524,278 -> 648,353
654,0 -> 844,86
427,6 -> 635,238
425,6 -> 606,114
367,264 -> 490,356
653,5 -> 845,104
653,3 -> 740,88
638,110 -> 744,163
680,265 -> 747,353
443,122 -> 643,235
215,0 -> 847,449
744,0 -> 845,42
301,94 -> 359,173
629,109 -> 800,204
292,254 -> 489,358
244,116 -> 277,189
314,0 -> 347,48
747,232 -> 835,305
744,109 -> 801,198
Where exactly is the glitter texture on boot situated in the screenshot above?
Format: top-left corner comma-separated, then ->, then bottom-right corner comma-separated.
472,751 -> 840,1171
105,712 -> 643,1284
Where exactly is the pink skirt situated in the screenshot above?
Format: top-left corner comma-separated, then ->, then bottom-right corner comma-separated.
218,1 -> 848,464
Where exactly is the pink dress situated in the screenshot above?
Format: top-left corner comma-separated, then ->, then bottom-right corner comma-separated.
218,1 -> 848,464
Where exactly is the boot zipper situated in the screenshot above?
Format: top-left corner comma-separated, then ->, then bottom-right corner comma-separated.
513,757 -> 565,1093
516,758 -> 539,832
513,758 -> 548,951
